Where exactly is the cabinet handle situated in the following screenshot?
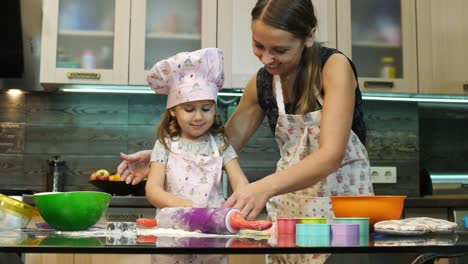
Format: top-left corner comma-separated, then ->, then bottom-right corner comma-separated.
464,84 -> 468,90
67,72 -> 101,80
364,81 -> 394,89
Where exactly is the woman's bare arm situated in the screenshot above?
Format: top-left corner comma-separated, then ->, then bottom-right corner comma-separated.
225,74 -> 265,152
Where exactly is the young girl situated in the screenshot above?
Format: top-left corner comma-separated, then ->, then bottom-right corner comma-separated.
146,47 -> 248,210
145,48 -> 248,264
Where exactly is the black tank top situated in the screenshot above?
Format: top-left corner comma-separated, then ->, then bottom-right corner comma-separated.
256,46 -> 367,145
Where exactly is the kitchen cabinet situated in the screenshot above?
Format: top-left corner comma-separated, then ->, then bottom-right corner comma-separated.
218,0 -> 336,88
417,0 -> 468,95
39,0 -> 216,86
337,0 -> 417,94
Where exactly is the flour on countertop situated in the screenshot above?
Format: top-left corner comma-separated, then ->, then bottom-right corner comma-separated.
56,228 -> 238,238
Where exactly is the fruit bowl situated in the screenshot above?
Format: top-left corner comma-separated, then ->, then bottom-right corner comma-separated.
34,191 -> 111,231
90,180 -> 146,196
330,195 -> 407,227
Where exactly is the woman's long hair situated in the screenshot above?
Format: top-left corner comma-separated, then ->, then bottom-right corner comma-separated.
251,0 -> 322,114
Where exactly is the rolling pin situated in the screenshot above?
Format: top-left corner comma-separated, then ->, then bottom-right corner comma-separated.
154,207 -> 272,234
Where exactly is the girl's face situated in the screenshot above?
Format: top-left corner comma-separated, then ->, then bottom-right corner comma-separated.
169,100 -> 216,141
251,20 -> 313,78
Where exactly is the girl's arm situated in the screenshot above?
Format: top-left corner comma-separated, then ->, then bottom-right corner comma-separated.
223,158 -> 249,192
145,161 -> 193,208
225,53 -> 357,220
225,74 -> 265,152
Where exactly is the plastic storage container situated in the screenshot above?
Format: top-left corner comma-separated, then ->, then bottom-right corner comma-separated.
0,194 -> 35,229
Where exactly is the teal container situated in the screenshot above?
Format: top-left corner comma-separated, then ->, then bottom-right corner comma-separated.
295,224 -> 331,247
333,217 -> 370,235
296,235 -> 331,247
360,233 -> 369,246
296,223 -> 330,236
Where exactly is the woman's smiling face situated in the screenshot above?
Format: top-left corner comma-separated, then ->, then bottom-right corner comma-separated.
251,20 -> 306,77
169,100 -> 216,141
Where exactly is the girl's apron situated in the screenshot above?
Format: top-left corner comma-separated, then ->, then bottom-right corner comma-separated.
166,134 -> 225,208
266,76 -> 374,264
153,134 -> 227,264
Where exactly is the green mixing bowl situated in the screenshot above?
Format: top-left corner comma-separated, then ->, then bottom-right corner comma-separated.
34,191 -> 111,231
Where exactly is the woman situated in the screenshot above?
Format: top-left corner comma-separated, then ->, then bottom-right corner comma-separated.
119,0 -> 373,220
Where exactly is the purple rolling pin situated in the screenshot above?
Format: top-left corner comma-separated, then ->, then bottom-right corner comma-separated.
156,208 -> 272,234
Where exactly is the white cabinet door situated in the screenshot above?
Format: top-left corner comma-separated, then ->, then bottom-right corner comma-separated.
40,0 -> 131,85
40,0 -> 216,87
218,0 -> 336,89
337,0 -> 417,94
417,0 -> 468,95
128,0 -> 217,85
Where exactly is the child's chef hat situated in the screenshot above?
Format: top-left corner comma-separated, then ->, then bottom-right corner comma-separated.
147,48 -> 224,109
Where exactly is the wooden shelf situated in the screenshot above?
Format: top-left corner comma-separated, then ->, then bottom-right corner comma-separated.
146,32 -> 201,40
353,41 -> 400,48
58,30 -> 114,37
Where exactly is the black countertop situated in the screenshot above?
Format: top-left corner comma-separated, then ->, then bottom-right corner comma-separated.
1,228 -> 468,255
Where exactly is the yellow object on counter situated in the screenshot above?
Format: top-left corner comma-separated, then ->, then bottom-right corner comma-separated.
299,217 -> 326,224
0,193 -> 35,229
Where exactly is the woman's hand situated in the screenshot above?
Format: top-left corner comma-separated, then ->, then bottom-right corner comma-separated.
223,181 -> 272,220
117,150 -> 152,185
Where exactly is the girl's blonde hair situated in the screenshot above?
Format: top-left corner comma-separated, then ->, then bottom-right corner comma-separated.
251,0 -> 322,114
156,109 -> 229,152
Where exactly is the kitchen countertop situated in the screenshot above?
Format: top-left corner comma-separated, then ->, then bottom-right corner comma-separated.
22,195 -> 468,209
1,228 -> 468,256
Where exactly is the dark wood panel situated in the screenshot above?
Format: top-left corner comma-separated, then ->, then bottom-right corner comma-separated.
366,130 -> 418,161
364,101 -> 419,131
128,125 -> 157,153
0,93 -> 25,122
0,154 -> 24,179
25,124 -> 127,155
128,94 -> 166,125
0,123 -> 24,153
22,154 -> 122,192
25,93 -> 128,124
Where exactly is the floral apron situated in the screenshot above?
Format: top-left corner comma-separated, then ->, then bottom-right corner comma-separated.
266,76 -> 374,264
166,134 -> 225,208
153,134 -> 227,264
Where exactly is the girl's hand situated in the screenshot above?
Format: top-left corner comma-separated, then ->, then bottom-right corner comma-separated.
223,181 -> 271,220
117,150 -> 151,185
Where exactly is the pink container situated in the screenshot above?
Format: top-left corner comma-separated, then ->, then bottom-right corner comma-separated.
277,234 -> 296,247
277,218 -> 299,235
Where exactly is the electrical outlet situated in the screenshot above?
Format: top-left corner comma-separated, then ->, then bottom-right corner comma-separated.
370,166 -> 397,183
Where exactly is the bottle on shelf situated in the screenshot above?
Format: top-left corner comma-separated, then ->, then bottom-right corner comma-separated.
380,56 -> 396,78
81,50 -> 97,69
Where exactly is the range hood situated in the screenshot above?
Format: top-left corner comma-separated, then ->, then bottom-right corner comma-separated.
1,0 -> 43,92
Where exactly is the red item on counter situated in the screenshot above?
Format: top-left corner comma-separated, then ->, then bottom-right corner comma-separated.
137,218 -> 158,228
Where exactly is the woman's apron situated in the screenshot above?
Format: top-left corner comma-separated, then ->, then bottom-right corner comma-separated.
153,134 -> 227,264
266,76 -> 374,264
